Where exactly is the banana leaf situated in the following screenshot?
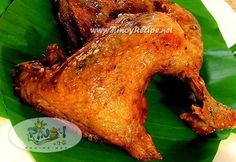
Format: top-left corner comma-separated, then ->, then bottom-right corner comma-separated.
0,0 -> 12,16
0,92 -> 8,118
231,44 -> 236,55
0,0 -> 236,162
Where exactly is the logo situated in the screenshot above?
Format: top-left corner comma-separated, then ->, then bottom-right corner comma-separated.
9,117 -> 82,153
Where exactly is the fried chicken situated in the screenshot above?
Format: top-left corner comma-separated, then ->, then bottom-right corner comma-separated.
16,13 -> 184,161
55,0 -> 236,135
55,0 -> 190,52
13,0 -> 236,161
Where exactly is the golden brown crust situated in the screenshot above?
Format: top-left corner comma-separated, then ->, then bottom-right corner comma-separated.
13,0 -> 236,161
180,76 -> 236,135
15,13 -> 188,161
55,0 -> 203,58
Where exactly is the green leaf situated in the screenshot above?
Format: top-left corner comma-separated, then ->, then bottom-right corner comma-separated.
0,91 -> 8,118
0,0 -> 12,16
230,44 -> 236,56
233,129 -> 236,134
0,0 -> 235,162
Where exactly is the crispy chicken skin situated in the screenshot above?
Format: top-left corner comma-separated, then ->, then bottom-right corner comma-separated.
55,0 -> 236,134
15,13 -> 186,160
56,0 -> 161,52
55,0 -> 199,52
13,0 -> 236,161
55,0 -> 236,133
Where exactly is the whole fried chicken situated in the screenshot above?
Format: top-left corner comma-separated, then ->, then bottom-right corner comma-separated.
13,0 -> 236,161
